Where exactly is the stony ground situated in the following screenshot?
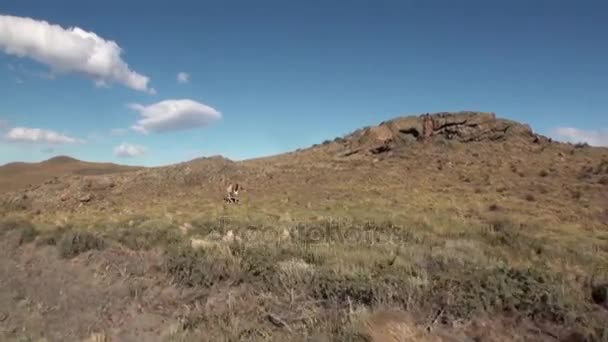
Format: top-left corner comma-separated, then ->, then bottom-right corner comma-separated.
1,112 -> 607,341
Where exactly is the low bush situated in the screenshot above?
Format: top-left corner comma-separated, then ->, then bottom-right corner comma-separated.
164,244 -> 240,288
58,231 -> 106,258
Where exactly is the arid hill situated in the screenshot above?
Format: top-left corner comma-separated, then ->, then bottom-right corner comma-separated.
0,155 -> 141,195
1,111 -> 607,341
2,111 -> 607,227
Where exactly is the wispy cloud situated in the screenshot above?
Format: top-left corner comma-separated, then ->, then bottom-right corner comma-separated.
113,143 -> 146,158
110,128 -> 128,136
0,14 -> 154,93
177,72 -> 190,84
4,127 -> 84,144
128,99 -> 221,134
41,147 -> 55,154
8,63 -> 55,80
85,132 -> 109,143
552,127 -> 608,147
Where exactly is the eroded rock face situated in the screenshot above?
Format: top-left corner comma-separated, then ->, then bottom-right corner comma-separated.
342,111 -> 538,155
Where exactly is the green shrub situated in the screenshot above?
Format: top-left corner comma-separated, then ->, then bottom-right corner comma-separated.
313,270 -> 377,306
164,244 -> 240,288
18,224 -> 39,245
481,217 -> 543,254
36,226 -> 70,246
428,265 -> 579,324
0,218 -> 39,246
189,218 -> 231,236
0,217 -> 33,236
109,225 -> 181,250
58,231 -> 106,258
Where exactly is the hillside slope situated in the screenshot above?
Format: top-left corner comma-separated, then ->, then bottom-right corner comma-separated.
1,111 -> 607,341
4,111 -> 605,227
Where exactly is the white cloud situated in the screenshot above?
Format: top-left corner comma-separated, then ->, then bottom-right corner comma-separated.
0,14 -> 153,93
553,127 -> 608,147
113,143 -> 146,158
128,99 -> 221,134
110,128 -> 128,136
177,72 -> 190,84
5,127 -> 83,144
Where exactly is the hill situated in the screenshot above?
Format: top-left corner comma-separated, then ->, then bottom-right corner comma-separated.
0,155 -> 142,195
0,111 -> 607,341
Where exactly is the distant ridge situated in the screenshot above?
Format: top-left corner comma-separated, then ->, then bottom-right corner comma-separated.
41,155 -> 80,164
0,155 -> 142,194
1,156 -> 81,168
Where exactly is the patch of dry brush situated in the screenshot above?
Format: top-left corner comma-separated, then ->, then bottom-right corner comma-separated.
2,216 -> 606,341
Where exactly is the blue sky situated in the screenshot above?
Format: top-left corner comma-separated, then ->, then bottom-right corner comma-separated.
1,0 -> 607,166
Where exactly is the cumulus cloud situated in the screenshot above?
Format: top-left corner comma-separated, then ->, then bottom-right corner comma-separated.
553,127 -> 608,147
113,143 -> 146,158
128,99 -> 221,134
0,14 -> 154,93
177,72 -> 190,84
4,127 -> 83,144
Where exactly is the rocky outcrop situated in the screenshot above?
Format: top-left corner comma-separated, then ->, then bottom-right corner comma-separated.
341,111 -> 539,156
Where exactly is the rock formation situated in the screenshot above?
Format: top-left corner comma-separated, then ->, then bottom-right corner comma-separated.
341,111 -> 541,156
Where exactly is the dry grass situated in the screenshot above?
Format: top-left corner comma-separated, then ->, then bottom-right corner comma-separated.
3,214 -> 606,341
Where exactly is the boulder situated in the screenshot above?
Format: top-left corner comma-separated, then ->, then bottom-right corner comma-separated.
60,192 -> 70,202
79,194 -> 92,203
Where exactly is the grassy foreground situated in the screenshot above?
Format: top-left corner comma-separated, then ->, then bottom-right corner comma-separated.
1,210 -> 607,342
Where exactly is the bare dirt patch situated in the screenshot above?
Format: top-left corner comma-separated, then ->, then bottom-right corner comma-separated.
0,231 -> 185,342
